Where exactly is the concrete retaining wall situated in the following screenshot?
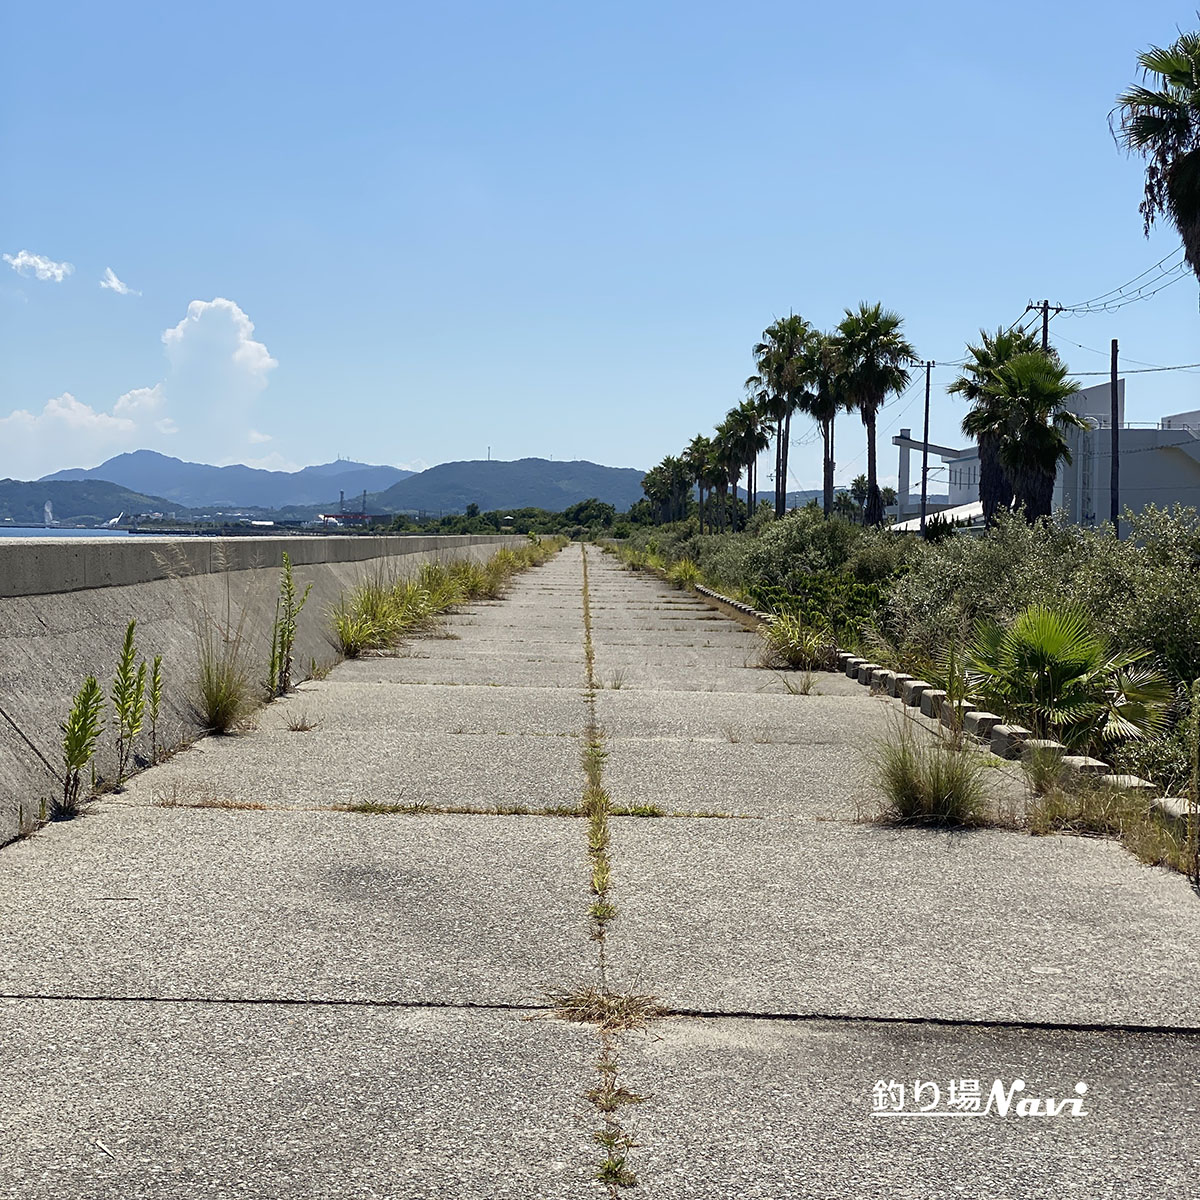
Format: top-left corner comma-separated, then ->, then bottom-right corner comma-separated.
0,535 -> 524,843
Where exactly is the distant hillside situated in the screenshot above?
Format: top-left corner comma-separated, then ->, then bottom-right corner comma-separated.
43,450 -> 413,509
0,479 -> 182,525
369,458 -> 647,514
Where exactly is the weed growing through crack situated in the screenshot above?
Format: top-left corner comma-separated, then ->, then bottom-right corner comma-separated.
153,783 -> 269,810
286,710 -> 320,732
147,655 -> 163,764
267,552 -> 313,698
59,676 -> 105,819
111,620 -> 147,783
553,985 -> 663,1030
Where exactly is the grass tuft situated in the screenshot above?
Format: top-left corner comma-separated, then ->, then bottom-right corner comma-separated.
759,613 -> 838,671
871,719 -> 989,826
552,985 -> 663,1030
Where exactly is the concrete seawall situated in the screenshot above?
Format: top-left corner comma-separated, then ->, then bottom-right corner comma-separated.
0,534 -> 525,843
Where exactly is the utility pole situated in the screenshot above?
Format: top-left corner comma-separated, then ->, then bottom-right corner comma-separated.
1025,300 -> 1064,351
919,360 -> 935,534
1110,338 -> 1120,533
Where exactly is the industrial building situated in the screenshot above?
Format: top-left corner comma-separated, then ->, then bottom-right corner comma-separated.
891,381 -> 1200,529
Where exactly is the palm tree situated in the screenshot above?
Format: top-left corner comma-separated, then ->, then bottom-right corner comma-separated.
719,404 -> 766,530
962,353 -> 1087,521
849,473 -> 869,519
752,314 -> 814,517
744,378 -> 777,516
1114,31 -> 1200,279
805,333 -> 851,517
738,399 -> 771,518
640,464 -> 670,523
684,435 -> 714,533
836,303 -> 915,526
949,327 -> 1041,524
714,417 -> 744,531
662,455 -> 690,522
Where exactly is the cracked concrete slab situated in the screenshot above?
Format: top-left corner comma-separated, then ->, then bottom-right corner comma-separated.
618,1016 -> 1200,1199
332,656 -> 585,688
0,808 -> 594,1004
604,817 -> 1200,1026
0,1001 -> 598,1200
116,729 -> 582,809
257,682 -> 588,736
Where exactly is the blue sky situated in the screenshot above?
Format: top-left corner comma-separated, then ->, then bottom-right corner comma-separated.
2,0 -> 1197,494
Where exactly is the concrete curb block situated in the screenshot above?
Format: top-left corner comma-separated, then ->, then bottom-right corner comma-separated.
1154,796 -> 1195,821
693,585 -> 774,624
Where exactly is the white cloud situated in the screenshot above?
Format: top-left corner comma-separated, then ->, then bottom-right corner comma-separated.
2,250 -> 74,282
397,458 -> 429,473
100,267 -> 140,296
163,297 -> 277,383
0,394 -> 136,478
113,384 -> 165,417
1,296 -> 283,478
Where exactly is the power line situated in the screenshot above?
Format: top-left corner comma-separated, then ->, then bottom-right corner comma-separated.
1060,262 -> 1192,314
1071,361 -> 1200,376
1051,332 -> 1200,376
1065,248 -> 1186,308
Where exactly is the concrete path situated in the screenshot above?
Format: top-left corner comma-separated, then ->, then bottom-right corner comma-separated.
2,543 -> 1199,1198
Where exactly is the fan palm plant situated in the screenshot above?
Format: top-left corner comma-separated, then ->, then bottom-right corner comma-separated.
836,303 -> 915,526
744,378 -> 777,515
1114,31 -> 1200,279
967,604 -> 1172,750
962,352 -> 1086,520
949,327 -> 1041,524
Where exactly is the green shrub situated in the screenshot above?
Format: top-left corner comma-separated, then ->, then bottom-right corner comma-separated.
751,574 -> 885,644
666,558 -> 700,589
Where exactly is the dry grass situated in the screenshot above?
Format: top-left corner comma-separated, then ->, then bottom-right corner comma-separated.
285,710 -> 320,733
1027,781 -> 1189,872
329,799 -> 579,817
552,985 -> 663,1030
153,784 -> 268,811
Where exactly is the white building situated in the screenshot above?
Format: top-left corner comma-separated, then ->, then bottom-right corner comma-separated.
892,381 -> 1200,527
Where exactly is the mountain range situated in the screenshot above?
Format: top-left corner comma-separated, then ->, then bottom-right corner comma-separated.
0,479 -> 179,525
43,450 -> 413,509
29,450 -> 648,515
367,458 -> 647,514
